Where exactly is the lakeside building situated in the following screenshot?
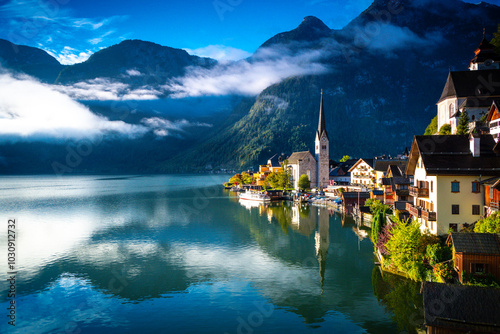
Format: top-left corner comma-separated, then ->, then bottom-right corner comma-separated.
447,232 -> 500,283
483,176 -> 500,216
423,282 -> 500,334
381,164 -> 413,211
348,158 -> 375,187
486,100 -> 500,141
254,154 -> 286,186
406,134 -> 500,235
437,37 -> 500,134
329,159 -> 356,186
289,91 -> 329,190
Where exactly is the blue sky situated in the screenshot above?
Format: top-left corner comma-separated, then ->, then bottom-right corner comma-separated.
1,0 -> 498,64
0,0 -> 380,64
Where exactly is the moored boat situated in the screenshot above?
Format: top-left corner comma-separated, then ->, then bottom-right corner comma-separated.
238,189 -> 271,202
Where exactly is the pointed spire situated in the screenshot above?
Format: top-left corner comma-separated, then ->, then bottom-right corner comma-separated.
317,89 -> 328,140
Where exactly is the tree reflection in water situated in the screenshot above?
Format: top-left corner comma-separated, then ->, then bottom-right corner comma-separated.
372,267 -> 425,333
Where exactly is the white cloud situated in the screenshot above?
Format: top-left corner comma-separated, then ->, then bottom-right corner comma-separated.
0,72 -> 147,140
141,117 -> 212,137
165,46 -> 331,97
126,69 -> 142,76
54,78 -> 163,101
352,23 -> 444,53
46,46 -> 93,65
184,45 -> 252,62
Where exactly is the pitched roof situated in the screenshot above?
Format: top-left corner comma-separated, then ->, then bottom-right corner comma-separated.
423,282 -> 500,333
316,90 -> 329,141
267,154 -> 282,167
449,233 -> 500,254
373,159 -> 407,172
406,135 -> 500,176
348,158 -> 374,172
288,151 -> 315,165
438,70 -> 500,103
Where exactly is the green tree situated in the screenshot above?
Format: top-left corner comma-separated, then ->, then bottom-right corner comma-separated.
229,174 -> 243,185
424,116 -> 438,135
491,24 -> 500,55
456,110 -> 470,135
298,174 -> 310,191
340,155 -> 351,162
438,124 -> 451,135
241,172 -> 254,185
386,220 -> 428,281
474,212 -> 500,233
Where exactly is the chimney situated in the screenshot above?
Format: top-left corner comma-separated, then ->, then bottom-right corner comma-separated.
469,133 -> 480,157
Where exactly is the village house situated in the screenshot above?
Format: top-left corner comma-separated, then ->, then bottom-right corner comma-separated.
483,176 -> 500,216
348,158 -> 375,188
381,164 -> 412,211
423,282 -> 500,334
406,134 -> 500,235
447,232 -> 500,283
329,159 -> 357,186
288,91 -> 329,190
373,157 -> 408,189
341,191 -> 370,214
254,154 -> 286,186
486,100 -> 500,141
437,37 -> 500,134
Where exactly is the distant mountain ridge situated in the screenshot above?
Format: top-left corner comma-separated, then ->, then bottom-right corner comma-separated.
0,39 -> 64,82
55,39 -> 217,87
1,0 -> 500,173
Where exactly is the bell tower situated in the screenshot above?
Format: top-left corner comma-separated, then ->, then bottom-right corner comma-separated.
315,90 -> 329,189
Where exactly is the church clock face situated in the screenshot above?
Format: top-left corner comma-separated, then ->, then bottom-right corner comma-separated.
322,137 -> 327,143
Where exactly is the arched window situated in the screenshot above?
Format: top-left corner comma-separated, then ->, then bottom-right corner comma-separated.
449,103 -> 455,118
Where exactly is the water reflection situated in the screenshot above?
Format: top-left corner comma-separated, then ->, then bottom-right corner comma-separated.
0,176 -> 421,333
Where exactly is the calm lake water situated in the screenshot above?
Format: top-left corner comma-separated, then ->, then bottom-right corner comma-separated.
0,175 -> 423,333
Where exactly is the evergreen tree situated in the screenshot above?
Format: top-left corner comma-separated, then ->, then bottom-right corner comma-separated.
424,116 -> 438,135
438,124 -> 451,135
340,155 -> 351,162
456,111 -> 470,135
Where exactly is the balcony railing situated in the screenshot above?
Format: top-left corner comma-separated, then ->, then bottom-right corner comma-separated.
409,186 -> 429,198
395,189 -> 409,197
422,208 -> 437,221
491,201 -> 500,210
406,202 -> 421,218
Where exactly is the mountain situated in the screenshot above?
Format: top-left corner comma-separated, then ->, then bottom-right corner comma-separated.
0,39 -> 64,82
55,39 -> 217,87
260,16 -> 332,48
168,0 -> 500,171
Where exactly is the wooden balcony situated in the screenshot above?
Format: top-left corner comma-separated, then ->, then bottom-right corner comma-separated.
491,201 -> 499,210
409,186 -> 429,198
422,208 -> 436,221
406,202 -> 421,218
395,189 -> 409,197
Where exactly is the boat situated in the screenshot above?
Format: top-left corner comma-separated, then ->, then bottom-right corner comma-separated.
238,189 -> 271,202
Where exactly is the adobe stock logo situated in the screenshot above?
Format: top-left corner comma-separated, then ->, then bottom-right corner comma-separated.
213,0 -> 243,21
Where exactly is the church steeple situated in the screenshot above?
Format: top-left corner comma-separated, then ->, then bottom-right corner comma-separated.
315,89 -> 329,189
469,32 -> 500,71
316,89 -> 329,141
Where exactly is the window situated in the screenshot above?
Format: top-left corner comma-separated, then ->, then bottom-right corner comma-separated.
451,181 -> 460,193
452,205 -> 459,215
449,103 -> 455,118
472,205 -> 480,215
472,182 -> 480,193
449,223 -> 458,232
472,263 -> 488,274
430,181 -> 433,192
322,145 -> 326,150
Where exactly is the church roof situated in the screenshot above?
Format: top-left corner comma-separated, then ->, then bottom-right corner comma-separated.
316,90 -> 329,140
438,70 -> 500,103
288,151 -> 315,165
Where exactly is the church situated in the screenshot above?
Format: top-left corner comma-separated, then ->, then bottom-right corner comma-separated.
437,34 -> 500,134
288,91 -> 329,190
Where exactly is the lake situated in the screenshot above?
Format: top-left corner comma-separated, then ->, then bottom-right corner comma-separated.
0,175 -> 423,333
